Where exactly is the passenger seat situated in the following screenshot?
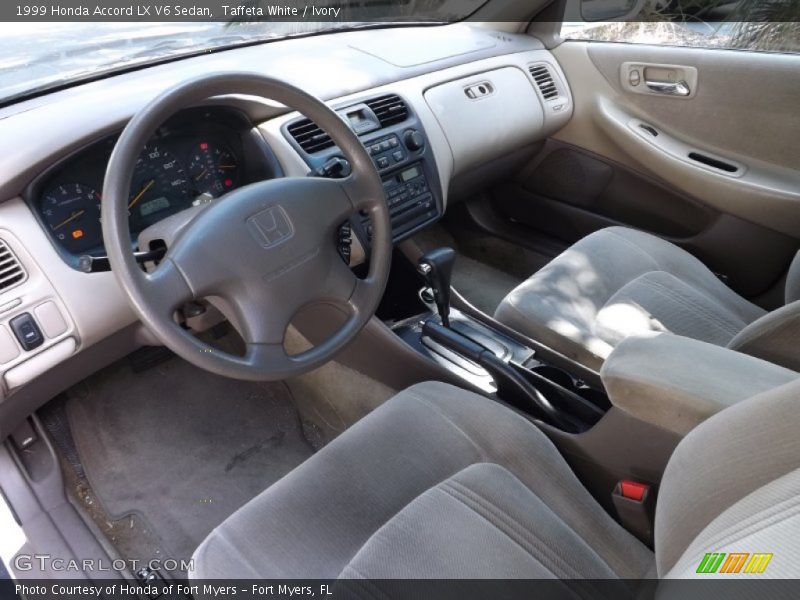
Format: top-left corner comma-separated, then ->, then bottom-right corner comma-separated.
494,226 -> 800,372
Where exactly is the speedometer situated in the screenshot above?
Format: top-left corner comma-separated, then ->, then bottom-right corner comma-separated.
41,183 -> 102,253
128,144 -> 192,231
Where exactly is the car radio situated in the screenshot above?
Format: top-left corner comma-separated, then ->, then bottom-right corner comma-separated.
283,93 -> 443,251
354,163 -> 437,247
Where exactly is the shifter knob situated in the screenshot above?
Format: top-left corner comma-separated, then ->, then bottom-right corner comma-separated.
418,247 -> 456,328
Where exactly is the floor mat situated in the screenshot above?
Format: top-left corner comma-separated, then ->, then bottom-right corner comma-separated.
66,355 -> 313,567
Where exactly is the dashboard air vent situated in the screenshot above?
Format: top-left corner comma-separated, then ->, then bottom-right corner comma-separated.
287,118 -> 334,153
365,94 -> 409,128
0,240 -> 26,293
529,64 -> 559,100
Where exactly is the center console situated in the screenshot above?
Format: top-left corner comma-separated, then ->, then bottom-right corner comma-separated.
282,93 -> 443,252
384,247 -> 611,434
377,248 -> 676,544
358,162 -> 437,246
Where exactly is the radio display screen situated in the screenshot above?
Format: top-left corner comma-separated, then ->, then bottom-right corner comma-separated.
347,111 -> 366,127
400,166 -> 420,182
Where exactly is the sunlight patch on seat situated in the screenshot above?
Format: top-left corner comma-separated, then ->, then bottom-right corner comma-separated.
595,302 -> 667,347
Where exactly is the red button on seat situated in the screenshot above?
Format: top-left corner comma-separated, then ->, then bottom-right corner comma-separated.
620,480 -> 648,502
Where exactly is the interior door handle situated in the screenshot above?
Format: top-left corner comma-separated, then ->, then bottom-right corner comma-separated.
646,80 -> 691,96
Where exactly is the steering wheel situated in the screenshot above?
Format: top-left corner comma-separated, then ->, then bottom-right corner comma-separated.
102,73 -> 392,381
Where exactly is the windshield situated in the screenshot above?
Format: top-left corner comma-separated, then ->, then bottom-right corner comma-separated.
0,9 -> 484,106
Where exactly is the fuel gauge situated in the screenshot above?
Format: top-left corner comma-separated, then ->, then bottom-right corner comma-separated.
188,142 -> 239,198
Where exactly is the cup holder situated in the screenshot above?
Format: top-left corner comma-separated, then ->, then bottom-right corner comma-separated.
530,365 -> 611,411
531,365 -> 573,389
577,387 -> 610,410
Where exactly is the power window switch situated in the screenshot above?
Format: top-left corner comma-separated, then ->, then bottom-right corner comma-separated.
10,313 -> 44,351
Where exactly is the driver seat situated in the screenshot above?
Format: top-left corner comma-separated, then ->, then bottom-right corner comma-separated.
191,380 -> 800,580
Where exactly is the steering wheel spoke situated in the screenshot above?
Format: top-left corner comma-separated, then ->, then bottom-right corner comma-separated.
218,241 -> 358,346
318,244 -> 359,303
347,277 -> 374,317
143,258 -> 194,319
244,342 -> 292,372
226,286 -> 295,346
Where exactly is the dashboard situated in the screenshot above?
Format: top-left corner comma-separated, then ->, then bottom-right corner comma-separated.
0,24 -> 573,434
28,107 -> 282,263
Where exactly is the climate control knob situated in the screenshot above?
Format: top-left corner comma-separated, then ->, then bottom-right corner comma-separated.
404,130 -> 425,152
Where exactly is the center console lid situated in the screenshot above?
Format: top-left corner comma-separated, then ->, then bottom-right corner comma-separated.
601,333 -> 798,436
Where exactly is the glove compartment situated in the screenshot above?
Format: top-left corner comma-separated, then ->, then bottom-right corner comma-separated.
424,66 -> 555,177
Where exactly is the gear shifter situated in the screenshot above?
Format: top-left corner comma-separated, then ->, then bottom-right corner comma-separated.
417,247 -> 456,328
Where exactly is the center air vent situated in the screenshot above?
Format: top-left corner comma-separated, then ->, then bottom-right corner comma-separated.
287,118 -> 334,154
288,94 -> 409,154
365,94 -> 409,127
0,240 -> 26,293
529,64 -> 559,100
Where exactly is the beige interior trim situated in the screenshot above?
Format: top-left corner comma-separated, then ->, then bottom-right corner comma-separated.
594,97 -> 800,236
552,41 -> 800,237
424,66 -> 545,177
0,199 -> 137,397
259,47 -> 571,211
588,42 -> 800,171
4,337 -> 77,390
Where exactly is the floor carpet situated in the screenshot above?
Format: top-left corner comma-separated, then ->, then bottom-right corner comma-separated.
66,355 -> 313,568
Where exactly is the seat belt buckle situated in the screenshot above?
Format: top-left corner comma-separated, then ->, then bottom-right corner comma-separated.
612,480 -> 654,546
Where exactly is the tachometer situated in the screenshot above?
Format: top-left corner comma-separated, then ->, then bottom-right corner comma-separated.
188,141 -> 239,197
128,144 -> 192,230
41,183 -> 102,253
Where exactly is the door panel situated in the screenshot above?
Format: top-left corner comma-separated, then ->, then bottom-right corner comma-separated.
486,40 -> 800,302
493,179 -> 795,299
584,43 -> 800,172
515,139 -> 715,237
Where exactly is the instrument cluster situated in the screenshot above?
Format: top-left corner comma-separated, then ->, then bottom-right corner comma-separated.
33,108 -> 271,258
